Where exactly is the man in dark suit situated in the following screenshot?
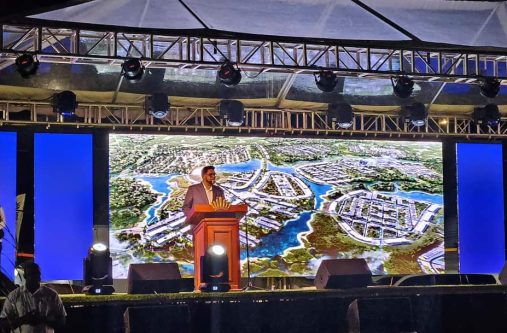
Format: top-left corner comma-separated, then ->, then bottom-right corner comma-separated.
182,166 -> 225,217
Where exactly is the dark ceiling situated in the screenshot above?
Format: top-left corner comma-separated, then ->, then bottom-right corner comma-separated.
1,0 -> 86,19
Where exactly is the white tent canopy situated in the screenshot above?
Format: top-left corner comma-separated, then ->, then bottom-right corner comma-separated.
30,0 -> 507,48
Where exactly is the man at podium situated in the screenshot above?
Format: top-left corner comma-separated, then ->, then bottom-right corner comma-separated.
182,166 -> 225,217
182,166 -> 247,291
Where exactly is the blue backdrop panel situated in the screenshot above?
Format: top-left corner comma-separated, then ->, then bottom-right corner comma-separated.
34,133 -> 93,281
0,132 -> 17,279
457,143 -> 505,274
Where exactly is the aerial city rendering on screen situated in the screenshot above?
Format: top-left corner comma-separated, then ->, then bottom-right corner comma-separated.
109,135 -> 444,278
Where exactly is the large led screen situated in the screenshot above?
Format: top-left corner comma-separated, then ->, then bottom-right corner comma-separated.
110,135 -> 444,277
457,143 -> 505,273
0,132 -> 17,279
35,133 -> 93,281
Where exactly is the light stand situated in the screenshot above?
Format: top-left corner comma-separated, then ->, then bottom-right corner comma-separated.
218,184 -> 265,291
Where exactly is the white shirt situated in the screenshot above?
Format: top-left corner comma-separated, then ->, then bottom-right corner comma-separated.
203,184 -> 213,204
0,285 -> 67,333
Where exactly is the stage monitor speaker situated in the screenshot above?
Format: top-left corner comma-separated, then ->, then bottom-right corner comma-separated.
347,297 -> 416,333
372,274 -> 405,286
124,305 -> 190,333
127,263 -> 181,294
395,273 -> 498,287
315,259 -> 372,289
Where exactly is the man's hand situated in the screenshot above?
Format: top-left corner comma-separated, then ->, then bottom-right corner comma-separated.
19,311 -> 42,326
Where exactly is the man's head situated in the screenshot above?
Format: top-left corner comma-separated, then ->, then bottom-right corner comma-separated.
201,166 -> 216,186
21,262 -> 41,293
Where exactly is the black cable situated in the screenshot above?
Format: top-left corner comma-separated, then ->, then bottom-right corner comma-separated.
216,184 -> 265,290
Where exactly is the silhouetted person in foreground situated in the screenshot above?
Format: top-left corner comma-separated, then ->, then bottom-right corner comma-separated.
0,262 -> 66,333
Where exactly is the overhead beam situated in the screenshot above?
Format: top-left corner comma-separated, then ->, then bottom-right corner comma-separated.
0,99 -> 505,139
1,23 -> 507,84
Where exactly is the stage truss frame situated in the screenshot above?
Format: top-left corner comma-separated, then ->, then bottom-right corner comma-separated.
0,99 -> 505,139
1,22 -> 507,83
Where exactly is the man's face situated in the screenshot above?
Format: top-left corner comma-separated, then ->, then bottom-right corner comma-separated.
203,169 -> 217,184
24,267 -> 41,292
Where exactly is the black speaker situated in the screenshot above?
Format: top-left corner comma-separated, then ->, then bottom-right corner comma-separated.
124,305 -> 190,333
127,263 -> 181,294
347,297 -> 415,333
395,273 -> 498,286
315,259 -> 372,289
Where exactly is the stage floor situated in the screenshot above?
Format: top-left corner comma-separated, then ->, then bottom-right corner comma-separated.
58,285 -> 507,333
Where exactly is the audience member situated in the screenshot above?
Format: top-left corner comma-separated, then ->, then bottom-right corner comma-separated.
0,262 -> 66,333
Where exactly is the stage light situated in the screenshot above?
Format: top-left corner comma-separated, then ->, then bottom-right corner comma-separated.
145,93 -> 169,119
328,103 -> 354,129
210,244 -> 225,256
315,70 -> 338,92
121,58 -> 144,82
83,242 -> 115,295
92,243 -> 108,252
392,76 -> 414,99
52,91 -> 78,117
15,54 -> 39,78
402,102 -> 427,127
200,244 -> 230,292
479,77 -> 500,98
218,61 -> 241,87
473,104 -> 501,126
219,100 -> 244,126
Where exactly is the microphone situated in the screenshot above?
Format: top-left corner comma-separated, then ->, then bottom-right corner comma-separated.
215,183 -> 250,206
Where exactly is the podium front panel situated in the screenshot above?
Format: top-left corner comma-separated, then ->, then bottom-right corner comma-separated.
193,218 -> 241,290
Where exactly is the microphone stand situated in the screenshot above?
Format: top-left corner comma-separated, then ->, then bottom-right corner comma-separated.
216,184 -> 265,291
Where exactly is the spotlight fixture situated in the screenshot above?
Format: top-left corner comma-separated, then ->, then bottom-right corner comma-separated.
479,77 -> 500,99
401,102 -> 427,127
145,93 -> 169,119
15,54 -> 39,78
121,58 -> 144,81
218,61 -> 241,87
392,76 -> 414,99
92,243 -> 108,252
200,244 -> 230,292
328,103 -> 354,129
83,242 -> 115,295
219,100 -> 245,126
473,103 -> 501,127
52,91 -> 78,117
315,70 -> 338,93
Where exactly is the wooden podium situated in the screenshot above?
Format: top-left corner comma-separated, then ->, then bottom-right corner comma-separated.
186,204 -> 247,291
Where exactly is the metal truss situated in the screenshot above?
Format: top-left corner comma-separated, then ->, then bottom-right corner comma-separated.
2,23 -> 507,83
0,99 -> 506,139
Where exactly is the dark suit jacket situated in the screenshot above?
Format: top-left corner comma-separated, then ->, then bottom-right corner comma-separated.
182,183 -> 225,217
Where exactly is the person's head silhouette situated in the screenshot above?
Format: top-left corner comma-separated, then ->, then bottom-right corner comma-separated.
20,262 -> 41,294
